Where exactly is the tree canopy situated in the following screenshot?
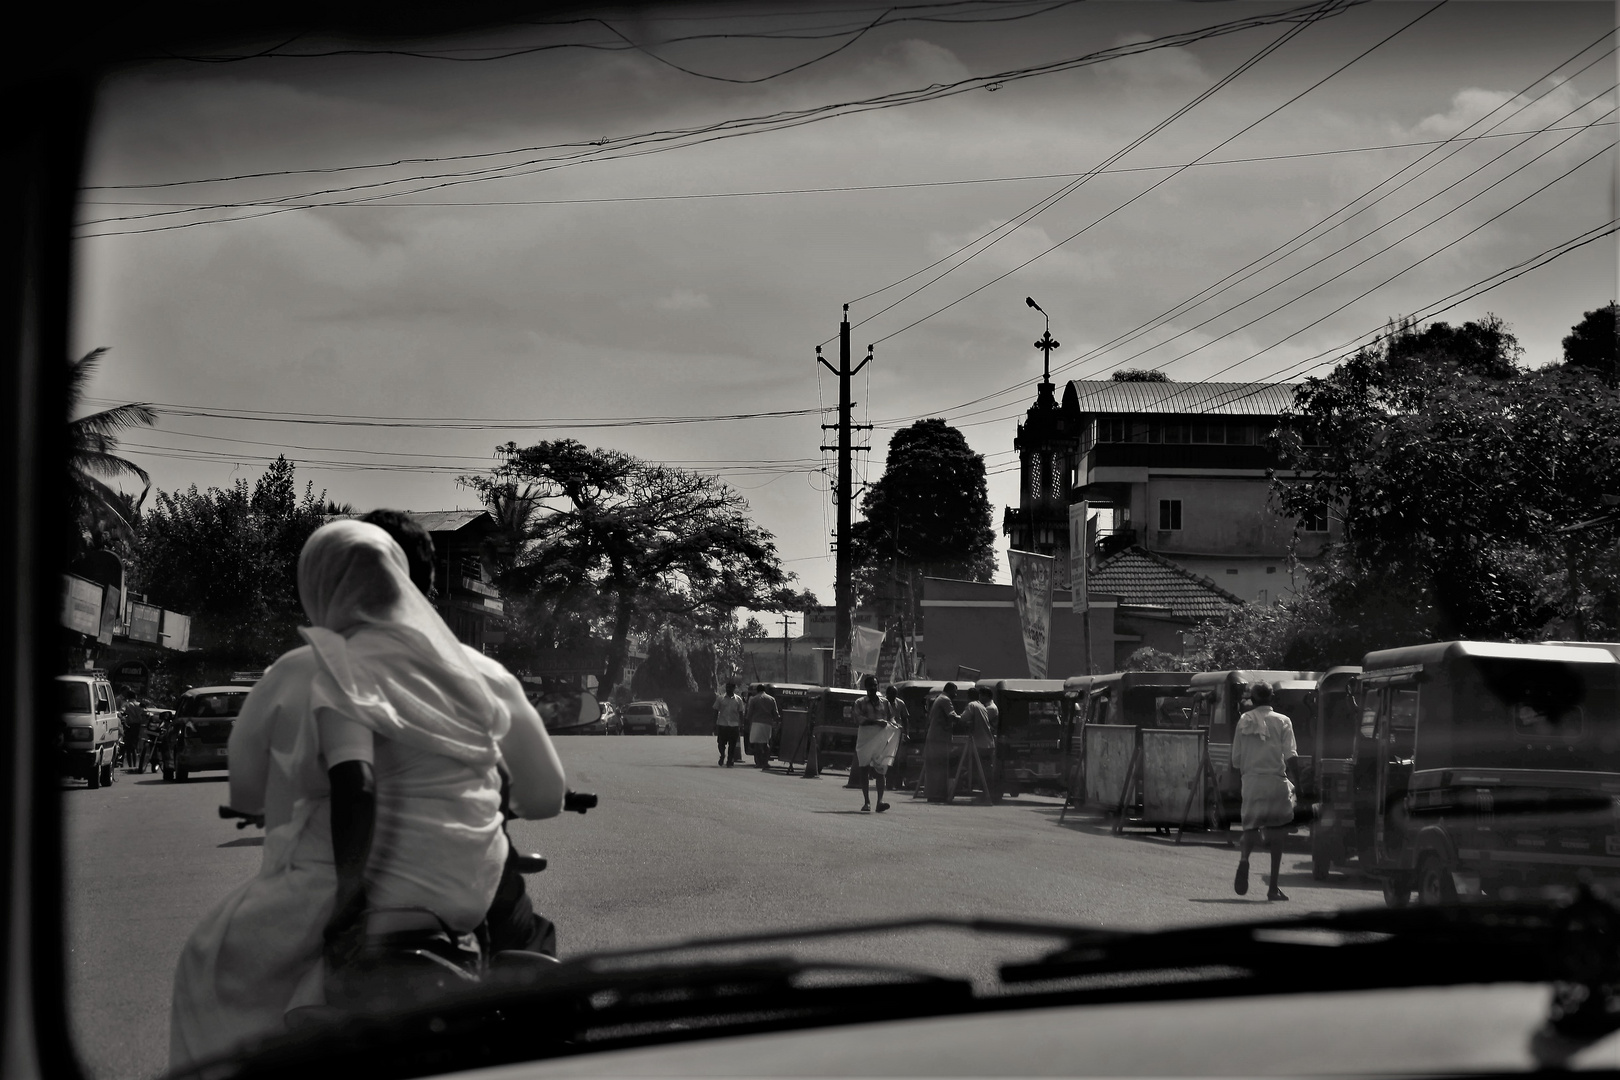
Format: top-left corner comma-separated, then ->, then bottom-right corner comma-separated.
1268,313 -> 1620,655
66,348 -> 155,559
849,418 -> 996,629
1561,302 -> 1617,381
135,456 -> 328,662
462,440 -> 815,692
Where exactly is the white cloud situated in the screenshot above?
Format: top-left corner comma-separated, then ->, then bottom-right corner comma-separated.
654,288 -> 713,311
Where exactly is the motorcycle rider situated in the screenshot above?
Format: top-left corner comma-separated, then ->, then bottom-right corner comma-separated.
170,520 -> 567,1070
359,508 -> 567,955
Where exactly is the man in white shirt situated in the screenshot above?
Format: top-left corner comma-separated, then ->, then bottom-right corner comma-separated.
714,681 -> 745,767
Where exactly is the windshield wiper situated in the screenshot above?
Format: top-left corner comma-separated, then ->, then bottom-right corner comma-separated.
196,891 -> 1620,1080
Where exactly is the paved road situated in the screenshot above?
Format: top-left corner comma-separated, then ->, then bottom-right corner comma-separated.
64,736 -> 1386,1079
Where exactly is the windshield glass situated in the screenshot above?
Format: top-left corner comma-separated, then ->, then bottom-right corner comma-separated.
58,682 -> 91,714
56,2 -> 1619,1078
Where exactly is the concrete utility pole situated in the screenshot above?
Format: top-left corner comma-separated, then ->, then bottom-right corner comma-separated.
781,613 -> 792,681
818,305 -> 871,689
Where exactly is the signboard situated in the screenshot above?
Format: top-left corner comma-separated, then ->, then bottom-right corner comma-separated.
1008,548 -> 1055,679
62,575 -> 103,637
1068,500 -> 1088,614
128,601 -> 162,644
160,610 -> 192,652
97,585 -> 122,645
113,661 -> 150,692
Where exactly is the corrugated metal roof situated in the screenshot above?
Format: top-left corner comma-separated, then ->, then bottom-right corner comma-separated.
408,510 -> 494,533
1067,380 -> 1298,416
1089,546 -> 1245,621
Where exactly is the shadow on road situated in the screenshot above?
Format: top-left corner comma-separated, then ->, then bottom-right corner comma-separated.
219,836 -> 263,847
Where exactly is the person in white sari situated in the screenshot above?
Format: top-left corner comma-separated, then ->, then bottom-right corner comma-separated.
169,520 -> 567,1071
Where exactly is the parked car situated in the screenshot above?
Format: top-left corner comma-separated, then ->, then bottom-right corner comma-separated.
55,671 -> 121,789
621,700 -> 674,735
164,681 -> 254,781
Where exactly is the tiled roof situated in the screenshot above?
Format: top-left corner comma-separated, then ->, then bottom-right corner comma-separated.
1090,546 -> 1245,620
1067,380 -> 1297,416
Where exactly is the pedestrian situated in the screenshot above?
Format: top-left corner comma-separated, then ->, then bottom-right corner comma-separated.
169,520 -> 567,1070
961,686 -> 998,801
714,680 -> 744,766
1230,681 -> 1298,902
924,683 -> 960,803
745,683 -> 779,769
884,685 -> 910,785
852,675 -> 900,813
121,697 -> 147,771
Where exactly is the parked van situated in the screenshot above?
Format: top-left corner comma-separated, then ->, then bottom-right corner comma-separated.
55,671 -> 121,788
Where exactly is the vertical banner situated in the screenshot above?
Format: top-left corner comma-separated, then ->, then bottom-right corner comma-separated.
850,624 -> 885,678
1008,549 -> 1055,679
1068,499 -> 1089,614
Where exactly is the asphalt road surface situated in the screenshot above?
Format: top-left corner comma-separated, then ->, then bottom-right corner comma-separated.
62,736 -> 1386,1079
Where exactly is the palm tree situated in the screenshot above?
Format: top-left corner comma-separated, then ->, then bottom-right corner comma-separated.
67,348 -> 156,554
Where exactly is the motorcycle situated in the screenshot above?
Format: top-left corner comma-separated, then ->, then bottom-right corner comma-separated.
217,790 -> 597,1020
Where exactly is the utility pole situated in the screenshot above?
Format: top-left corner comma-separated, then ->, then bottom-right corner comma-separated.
818,305 -> 871,689
781,613 -> 792,681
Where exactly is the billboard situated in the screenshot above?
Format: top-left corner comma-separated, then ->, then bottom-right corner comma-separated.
128,601 -> 162,644
62,575 -> 103,638
1068,500 -> 1088,614
1007,549 -> 1055,679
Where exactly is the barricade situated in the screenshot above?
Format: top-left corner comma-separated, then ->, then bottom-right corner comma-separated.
1083,724 -> 1136,809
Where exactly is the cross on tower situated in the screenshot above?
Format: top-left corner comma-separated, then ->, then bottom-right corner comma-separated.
1034,328 -> 1060,383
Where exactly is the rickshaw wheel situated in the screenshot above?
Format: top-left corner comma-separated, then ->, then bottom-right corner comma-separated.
1416,854 -> 1457,906
1382,876 -> 1411,909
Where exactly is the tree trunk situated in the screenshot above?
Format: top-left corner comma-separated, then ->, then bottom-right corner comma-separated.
601,587 -> 636,696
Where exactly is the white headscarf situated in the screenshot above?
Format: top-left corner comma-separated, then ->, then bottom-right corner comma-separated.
296,519 -> 509,766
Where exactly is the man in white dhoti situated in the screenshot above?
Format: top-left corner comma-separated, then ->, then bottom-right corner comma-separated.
745,684 -> 779,769
1229,681 -> 1298,902
169,520 -> 567,1071
853,675 -> 900,813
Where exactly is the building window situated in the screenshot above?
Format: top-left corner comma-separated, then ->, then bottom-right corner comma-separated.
1162,421 -> 1189,444
1158,499 -> 1182,531
1099,418 -> 1127,442
1302,505 -> 1329,533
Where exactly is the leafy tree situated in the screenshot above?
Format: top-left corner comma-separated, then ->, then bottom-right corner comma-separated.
66,348 -> 156,558
1561,302 -> 1617,382
632,629 -> 698,700
461,440 -> 813,692
1272,313 -> 1620,646
1111,369 -> 1169,382
135,456 -> 328,662
850,419 -> 996,630
1122,646 -> 1194,671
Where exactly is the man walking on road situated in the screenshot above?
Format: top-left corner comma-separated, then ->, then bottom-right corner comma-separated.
714,681 -> 744,767
960,686 -> 998,802
1230,681 -> 1298,902
853,675 -> 900,813
745,684 -> 779,769
924,684 -> 959,802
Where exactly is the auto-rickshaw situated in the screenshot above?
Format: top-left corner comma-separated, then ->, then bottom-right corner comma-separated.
763,683 -> 824,773
1307,666 -> 1362,879
977,679 -> 1069,797
1311,641 -> 1620,907
1079,671 -> 1196,816
1188,669 -> 1321,820
806,686 -> 866,779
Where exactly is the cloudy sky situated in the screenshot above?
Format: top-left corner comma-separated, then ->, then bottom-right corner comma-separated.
72,0 -> 1617,612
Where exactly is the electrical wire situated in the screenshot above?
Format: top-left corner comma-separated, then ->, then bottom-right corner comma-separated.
870,27 -> 1616,429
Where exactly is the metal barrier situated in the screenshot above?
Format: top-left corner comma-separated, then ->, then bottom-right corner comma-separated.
1084,724 -> 1136,809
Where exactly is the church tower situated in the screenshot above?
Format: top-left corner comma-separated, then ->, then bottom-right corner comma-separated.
1002,315 -> 1081,585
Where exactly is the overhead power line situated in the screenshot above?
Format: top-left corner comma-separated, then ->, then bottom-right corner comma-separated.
82,400 -> 824,430
871,26 -> 1616,429
79,0 -> 1368,239
80,123 -> 1611,211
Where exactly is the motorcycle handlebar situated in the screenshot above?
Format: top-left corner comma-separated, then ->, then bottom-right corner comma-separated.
564,791 -> 597,814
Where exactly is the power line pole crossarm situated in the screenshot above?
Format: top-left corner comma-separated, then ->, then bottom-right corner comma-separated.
818,305 -> 872,689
